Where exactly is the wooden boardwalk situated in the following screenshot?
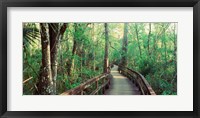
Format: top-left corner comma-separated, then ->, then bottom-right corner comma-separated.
105,65 -> 141,95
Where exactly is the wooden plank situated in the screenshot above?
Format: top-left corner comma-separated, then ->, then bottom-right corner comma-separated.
104,65 -> 141,95
113,65 -> 156,95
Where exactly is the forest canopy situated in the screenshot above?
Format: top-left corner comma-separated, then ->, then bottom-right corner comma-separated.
23,22 -> 177,95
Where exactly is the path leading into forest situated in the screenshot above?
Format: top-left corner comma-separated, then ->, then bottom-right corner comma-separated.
105,65 -> 141,95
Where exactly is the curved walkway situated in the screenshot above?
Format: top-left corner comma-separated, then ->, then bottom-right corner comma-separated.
105,65 -> 141,95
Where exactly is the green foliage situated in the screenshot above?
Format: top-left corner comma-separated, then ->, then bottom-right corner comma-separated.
23,23 -> 40,52
23,22 -> 177,95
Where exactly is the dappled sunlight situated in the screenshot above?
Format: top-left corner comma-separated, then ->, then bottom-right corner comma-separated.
111,70 -> 118,72
23,22 -> 177,95
113,75 -> 126,79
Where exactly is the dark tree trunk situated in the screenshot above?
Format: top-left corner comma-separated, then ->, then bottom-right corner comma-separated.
37,23 -> 53,95
49,23 -> 59,94
120,23 -> 128,67
49,23 -> 67,94
104,23 -> 109,73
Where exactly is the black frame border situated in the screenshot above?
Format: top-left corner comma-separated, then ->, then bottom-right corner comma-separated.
0,0 -> 199,118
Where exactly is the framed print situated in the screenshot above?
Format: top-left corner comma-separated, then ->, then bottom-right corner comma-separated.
0,0 -> 199,118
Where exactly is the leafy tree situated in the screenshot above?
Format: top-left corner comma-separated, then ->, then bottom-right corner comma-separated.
23,22 -> 177,95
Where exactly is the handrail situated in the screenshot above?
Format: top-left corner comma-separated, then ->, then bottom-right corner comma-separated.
61,73 -> 110,95
118,65 -> 156,95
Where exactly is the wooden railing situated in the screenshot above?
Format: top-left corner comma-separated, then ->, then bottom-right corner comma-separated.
118,65 -> 156,95
61,73 -> 110,95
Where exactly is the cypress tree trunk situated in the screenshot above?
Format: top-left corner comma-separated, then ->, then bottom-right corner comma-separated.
49,23 -> 59,95
38,23 -> 53,95
50,23 -> 67,94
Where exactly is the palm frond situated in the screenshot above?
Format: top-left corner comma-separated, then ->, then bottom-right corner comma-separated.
23,23 -> 40,51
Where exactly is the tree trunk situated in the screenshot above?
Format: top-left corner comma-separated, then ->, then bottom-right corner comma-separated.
135,24 -> 142,58
49,23 -> 59,95
59,34 -> 65,79
120,23 -> 128,67
92,23 -> 96,71
104,23 -> 109,73
82,48 -> 86,67
147,23 -> 151,55
49,23 -> 67,94
37,23 -> 53,95
161,24 -> 169,66
68,23 -> 78,77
